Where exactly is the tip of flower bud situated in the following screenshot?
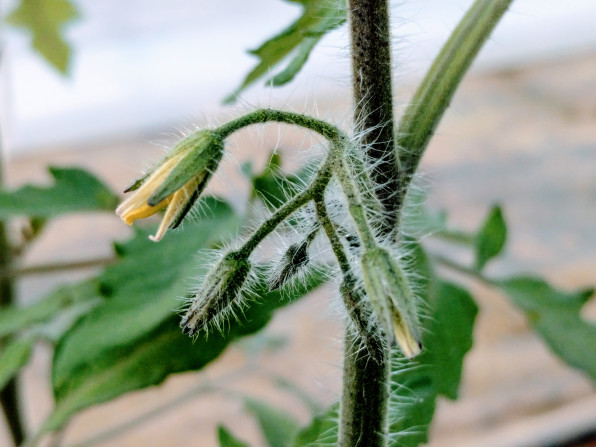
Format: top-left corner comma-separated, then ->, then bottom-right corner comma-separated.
268,241 -> 310,291
361,247 -> 423,358
180,252 -> 251,337
392,317 -> 423,358
148,233 -> 163,243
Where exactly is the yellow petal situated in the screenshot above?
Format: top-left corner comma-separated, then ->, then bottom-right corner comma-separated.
121,198 -> 170,225
392,315 -> 422,358
149,176 -> 202,242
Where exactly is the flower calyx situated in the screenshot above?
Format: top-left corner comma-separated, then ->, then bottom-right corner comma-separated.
360,247 -> 422,358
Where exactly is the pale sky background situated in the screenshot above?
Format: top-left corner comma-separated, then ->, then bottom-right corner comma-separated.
2,0 -> 596,154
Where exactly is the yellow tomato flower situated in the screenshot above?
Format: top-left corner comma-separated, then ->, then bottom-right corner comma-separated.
116,130 -> 224,241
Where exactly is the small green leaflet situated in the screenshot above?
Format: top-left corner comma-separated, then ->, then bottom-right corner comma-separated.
244,397 -> 300,447
225,0 -> 347,102
0,338 -> 35,390
498,276 -> 596,382
5,0 -> 79,74
474,205 -> 507,271
0,167 -> 118,218
292,403 -> 338,446
218,424 -> 252,447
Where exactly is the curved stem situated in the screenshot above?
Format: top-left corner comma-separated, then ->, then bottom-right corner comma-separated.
314,196 -> 385,364
395,0 -> 514,213
216,109 -> 344,143
237,159 -> 332,257
214,108 -> 349,258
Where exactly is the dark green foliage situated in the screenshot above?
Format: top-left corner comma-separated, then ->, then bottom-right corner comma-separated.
225,0 -> 347,102
0,338 -> 34,390
0,281 -> 100,338
292,403 -> 339,446
498,277 -> 596,381
474,205 -> 507,270
0,167 -> 118,218
40,198 -> 326,432
388,280 -> 478,446
247,151 -> 317,210
244,397 -> 300,447
218,424 -> 252,447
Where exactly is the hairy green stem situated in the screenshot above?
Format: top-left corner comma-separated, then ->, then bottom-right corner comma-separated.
339,1 -> 397,444
314,193 -> 386,364
332,145 -> 378,251
216,108 -> 343,143
349,0 -> 400,236
395,0 -> 514,213
238,160 -> 332,256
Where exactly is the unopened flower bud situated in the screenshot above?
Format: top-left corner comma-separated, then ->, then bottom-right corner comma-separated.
117,130 -> 224,241
180,251 -> 251,336
268,241 -> 309,291
361,248 -> 422,358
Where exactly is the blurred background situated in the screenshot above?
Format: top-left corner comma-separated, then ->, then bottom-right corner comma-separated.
1,0 -> 596,446
3,0 -> 596,153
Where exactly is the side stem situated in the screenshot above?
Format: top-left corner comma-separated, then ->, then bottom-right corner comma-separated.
0,60 -> 26,444
395,0 -> 513,214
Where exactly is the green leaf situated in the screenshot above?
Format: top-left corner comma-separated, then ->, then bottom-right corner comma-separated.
498,276 -> 596,382
43,199 -> 326,432
45,268 -> 325,433
0,280 -> 100,338
474,205 -> 507,270
244,397 -> 299,447
0,338 -> 35,390
292,403 -> 338,446
0,167 -> 118,219
388,280 -> 478,446
218,424 -> 252,447
52,199 -> 238,396
5,0 -> 79,74
425,281 -> 478,399
225,0 -> 347,102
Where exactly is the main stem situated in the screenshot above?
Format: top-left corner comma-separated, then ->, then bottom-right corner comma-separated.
340,0 -> 395,445
349,0 -> 400,235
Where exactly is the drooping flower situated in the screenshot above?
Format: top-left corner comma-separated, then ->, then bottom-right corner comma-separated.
361,247 -> 422,358
116,130 -> 224,241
